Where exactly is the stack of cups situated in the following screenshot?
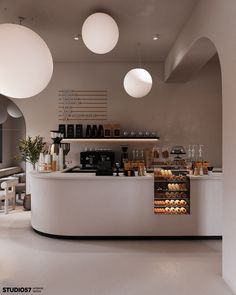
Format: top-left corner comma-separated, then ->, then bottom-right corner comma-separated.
52,153 -> 58,171
38,152 -> 60,172
45,154 -> 52,171
38,153 -> 45,172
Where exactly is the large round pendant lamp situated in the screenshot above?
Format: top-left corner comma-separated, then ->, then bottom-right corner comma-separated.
82,12 -> 119,54
7,102 -> 22,118
123,68 -> 153,98
0,105 -> 8,124
0,24 -> 53,99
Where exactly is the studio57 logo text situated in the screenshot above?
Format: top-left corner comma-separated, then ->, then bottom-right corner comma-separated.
1,287 -> 43,294
2,287 -> 31,293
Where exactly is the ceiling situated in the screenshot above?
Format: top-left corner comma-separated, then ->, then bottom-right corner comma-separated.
0,0 -> 198,63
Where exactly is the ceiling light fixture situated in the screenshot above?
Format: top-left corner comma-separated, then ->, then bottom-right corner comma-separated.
81,12 -> 119,54
153,34 -> 160,41
7,102 -> 22,118
0,17 -> 53,99
124,68 -> 153,98
73,34 -> 80,41
123,43 -> 153,98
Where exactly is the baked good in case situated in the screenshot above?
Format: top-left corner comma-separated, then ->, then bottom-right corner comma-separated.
176,207 -> 182,214
180,200 -> 186,206
165,207 -> 171,213
170,207 -> 175,213
158,200 -> 165,205
174,207 -> 180,213
180,207 -> 187,214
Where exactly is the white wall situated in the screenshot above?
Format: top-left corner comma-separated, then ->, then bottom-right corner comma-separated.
12,60 -> 222,167
164,0 -> 236,292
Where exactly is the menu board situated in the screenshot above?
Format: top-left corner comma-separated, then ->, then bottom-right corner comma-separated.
58,89 -> 108,121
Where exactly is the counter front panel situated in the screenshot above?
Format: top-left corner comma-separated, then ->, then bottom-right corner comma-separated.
30,172 -> 222,237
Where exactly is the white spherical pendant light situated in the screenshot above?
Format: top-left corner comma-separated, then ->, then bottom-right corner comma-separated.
0,105 -> 8,124
7,102 -> 22,118
82,12 -> 119,54
0,24 -> 53,99
123,68 -> 153,98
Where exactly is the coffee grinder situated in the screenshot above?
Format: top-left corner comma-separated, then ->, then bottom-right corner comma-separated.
120,145 -> 129,168
50,130 -> 70,168
50,130 -> 63,155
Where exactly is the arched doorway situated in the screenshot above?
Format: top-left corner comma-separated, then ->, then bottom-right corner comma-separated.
164,33 -> 236,290
165,36 -> 223,173
0,95 -> 26,170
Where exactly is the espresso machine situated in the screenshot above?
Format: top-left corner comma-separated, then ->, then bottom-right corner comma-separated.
50,130 -> 70,168
80,150 -> 114,170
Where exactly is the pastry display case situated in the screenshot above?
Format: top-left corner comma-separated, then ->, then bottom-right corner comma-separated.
154,168 -> 190,215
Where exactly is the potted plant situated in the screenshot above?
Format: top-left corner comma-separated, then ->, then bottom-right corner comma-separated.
16,135 -> 47,170
15,136 -> 47,211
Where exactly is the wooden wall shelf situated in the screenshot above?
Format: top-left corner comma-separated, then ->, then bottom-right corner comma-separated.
61,137 -> 159,143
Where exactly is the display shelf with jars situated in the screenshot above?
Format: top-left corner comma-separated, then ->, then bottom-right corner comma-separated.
150,145 -> 188,170
153,168 -> 190,215
58,123 -> 159,143
61,137 -> 159,143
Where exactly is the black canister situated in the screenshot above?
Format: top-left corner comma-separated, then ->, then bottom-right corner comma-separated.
75,124 -> 83,138
85,125 -> 92,137
91,125 -> 98,137
97,125 -> 104,137
67,124 -> 74,138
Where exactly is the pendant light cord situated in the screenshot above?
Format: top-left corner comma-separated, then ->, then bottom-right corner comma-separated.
137,42 -> 142,68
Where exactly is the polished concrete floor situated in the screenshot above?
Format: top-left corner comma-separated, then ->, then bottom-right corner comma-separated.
0,208 -> 234,295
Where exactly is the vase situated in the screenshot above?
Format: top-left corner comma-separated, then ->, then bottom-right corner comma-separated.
23,194 -> 31,210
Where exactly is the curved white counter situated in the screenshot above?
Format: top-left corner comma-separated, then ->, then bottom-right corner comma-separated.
31,172 -> 154,236
188,173 -> 223,237
30,171 -> 223,237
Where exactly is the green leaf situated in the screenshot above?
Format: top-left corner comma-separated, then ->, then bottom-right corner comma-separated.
15,135 -> 47,166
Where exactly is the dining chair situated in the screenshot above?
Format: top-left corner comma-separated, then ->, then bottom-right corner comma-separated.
0,179 -> 18,214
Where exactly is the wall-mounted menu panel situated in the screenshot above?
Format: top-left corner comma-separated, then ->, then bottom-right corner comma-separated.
58,89 -> 108,121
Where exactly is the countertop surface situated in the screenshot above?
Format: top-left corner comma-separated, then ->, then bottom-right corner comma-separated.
188,173 -> 223,180
30,171 -> 223,181
30,171 -> 154,180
